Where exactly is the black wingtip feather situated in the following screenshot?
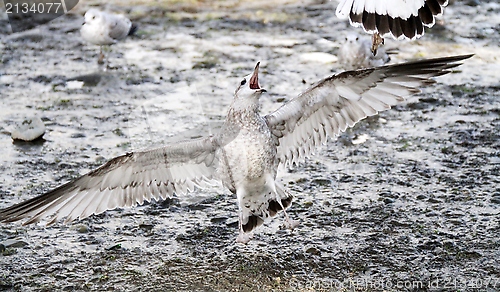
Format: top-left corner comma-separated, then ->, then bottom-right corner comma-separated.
387,54 -> 473,71
0,180 -> 79,224
242,196 -> 293,233
128,23 -> 138,36
376,14 -> 390,36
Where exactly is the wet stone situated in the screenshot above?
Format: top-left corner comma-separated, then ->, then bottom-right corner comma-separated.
226,219 -> 238,228
466,0 -> 481,6
390,220 -> 410,227
76,224 -> 89,233
210,217 -> 228,223
383,197 -> 395,204
311,178 -> 332,186
31,75 -> 53,84
418,241 -> 442,251
70,133 -> 86,138
425,211 -> 440,217
1,239 -> 28,248
303,201 -> 313,207
427,197 -> 442,203
139,224 -> 154,231
11,34 -> 43,42
11,117 -> 46,142
188,203 -> 213,211
443,241 -> 456,250
305,246 -> 321,255
338,175 -> 353,182
332,220 -> 342,227
460,250 -> 482,259
106,243 -> 122,251
126,77 -> 155,85
58,162 -> 77,169
67,73 -> 102,87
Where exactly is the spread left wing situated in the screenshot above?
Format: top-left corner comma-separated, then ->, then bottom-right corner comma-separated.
0,136 -> 221,225
336,0 -> 448,40
265,54 -> 472,168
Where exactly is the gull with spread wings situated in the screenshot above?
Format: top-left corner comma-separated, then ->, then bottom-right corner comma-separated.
0,54 -> 472,243
336,0 -> 449,53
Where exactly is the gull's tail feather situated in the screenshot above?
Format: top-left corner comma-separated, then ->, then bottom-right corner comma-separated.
241,184 -> 293,233
128,23 -> 138,36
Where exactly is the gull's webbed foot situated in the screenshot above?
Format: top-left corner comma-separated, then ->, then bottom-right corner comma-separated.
98,53 -> 105,65
236,231 -> 253,244
284,217 -> 300,230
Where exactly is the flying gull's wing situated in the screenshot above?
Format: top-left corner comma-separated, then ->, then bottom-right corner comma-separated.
336,0 -> 448,40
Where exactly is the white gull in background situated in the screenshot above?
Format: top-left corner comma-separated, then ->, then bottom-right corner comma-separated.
338,34 -> 393,70
336,0 -> 448,53
0,55 -> 472,243
80,8 -> 137,64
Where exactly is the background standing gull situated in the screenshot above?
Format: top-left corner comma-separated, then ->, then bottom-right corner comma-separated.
336,0 -> 448,53
338,33 -> 394,70
0,54 -> 472,243
80,8 -> 137,64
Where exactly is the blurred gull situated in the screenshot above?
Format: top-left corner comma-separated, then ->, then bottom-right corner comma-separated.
338,34 -> 393,70
0,55 -> 472,243
80,8 -> 137,64
336,0 -> 449,53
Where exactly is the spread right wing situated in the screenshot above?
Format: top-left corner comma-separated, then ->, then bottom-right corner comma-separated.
0,136 -> 220,225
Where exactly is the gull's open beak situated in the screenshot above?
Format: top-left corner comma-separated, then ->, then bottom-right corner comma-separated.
249,62 -> 266,92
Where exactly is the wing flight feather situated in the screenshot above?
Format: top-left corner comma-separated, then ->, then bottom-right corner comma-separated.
265,54 -> 473,167
0,136 -> 221,224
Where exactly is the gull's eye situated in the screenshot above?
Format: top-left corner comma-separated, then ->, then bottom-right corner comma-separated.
92,16 -> 96,20
240,79 -> 246,86
355,37 -> 359,41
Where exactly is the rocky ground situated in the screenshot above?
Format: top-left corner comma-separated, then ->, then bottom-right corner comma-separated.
0,0 -> 499,291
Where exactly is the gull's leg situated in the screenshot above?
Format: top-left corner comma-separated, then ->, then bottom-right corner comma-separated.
235,187 -> 253,243
276,185 -> 300,230
281,205 -> 300,230
236,212 -> 252,244
371,33 -> 384,56
98,46 -> 105,65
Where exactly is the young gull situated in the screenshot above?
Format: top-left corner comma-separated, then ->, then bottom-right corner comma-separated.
0,54 -> 472,243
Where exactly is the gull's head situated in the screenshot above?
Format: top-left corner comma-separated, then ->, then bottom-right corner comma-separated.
344,33 -> 359,44
83,9 -> 103,25
235,62 -> 266,100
